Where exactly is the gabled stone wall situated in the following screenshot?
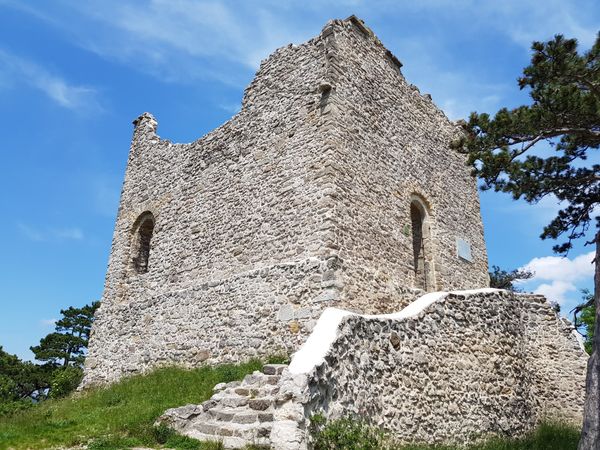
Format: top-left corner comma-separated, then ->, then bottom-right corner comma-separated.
156,290 -> 587,449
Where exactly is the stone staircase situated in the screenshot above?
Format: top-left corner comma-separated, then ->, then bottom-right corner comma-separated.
159,364 -> 289,449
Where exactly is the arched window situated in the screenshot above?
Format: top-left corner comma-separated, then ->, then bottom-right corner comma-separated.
131,212 -> 155,274
410,196 -> 435,291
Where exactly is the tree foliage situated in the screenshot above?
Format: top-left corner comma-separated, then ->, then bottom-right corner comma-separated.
489,265 -> 534,291
0,301 -> 100,414
453,33 -> 600,254
573,289 -> 596,354
0,346 -> 52,405
30,301 -> 100,367
453,31 -> 600,450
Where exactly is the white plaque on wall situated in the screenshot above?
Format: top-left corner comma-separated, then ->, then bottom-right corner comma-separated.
456,238 -> 473,262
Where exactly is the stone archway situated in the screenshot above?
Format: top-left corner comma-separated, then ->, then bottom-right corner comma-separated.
131,211 -> 155,274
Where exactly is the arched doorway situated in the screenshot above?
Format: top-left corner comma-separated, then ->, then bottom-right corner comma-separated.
131,211 -> 155,274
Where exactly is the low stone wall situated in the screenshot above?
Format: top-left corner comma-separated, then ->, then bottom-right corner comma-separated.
279,289 -> 587,447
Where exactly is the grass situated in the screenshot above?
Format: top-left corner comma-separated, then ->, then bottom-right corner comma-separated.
0,360 -> 263,450
312,417 -> 581,450
0,359 -> 580,450
401,421 -> 580,449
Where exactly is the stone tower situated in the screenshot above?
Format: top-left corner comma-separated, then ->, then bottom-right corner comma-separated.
83,16 -> 489,386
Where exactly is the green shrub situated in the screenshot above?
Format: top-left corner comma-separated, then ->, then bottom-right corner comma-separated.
266,354 -> 290,365
152,422 -> 176,444
49,366 -> 83,399
165,432 -> 218,449
87,435 -> 141,450
311,416 -> 391,450
0,400 -> 33,417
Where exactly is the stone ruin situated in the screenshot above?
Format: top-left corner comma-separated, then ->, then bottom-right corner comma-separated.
159,290 -> 587,449
82,16 -> 588,449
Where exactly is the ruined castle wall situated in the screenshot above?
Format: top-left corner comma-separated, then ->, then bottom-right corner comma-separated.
323,20 -> 489,313
300,290 -> 587,445
83,35 -> 345,386
84,18 -> 494,387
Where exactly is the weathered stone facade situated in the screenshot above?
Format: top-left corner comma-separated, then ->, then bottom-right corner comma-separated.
298,291 -> 587,444
159,290 -> 587,449
83,16 -> 489,387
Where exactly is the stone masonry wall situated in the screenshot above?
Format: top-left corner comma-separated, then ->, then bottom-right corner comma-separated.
84,32 -> 342,386
323,18 -> 489,313
298,290 -> 587,445
83,17 -> 490,387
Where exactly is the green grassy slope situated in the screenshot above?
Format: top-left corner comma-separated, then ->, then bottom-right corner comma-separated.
0,361 -> 262,449
0,360 -> 581,450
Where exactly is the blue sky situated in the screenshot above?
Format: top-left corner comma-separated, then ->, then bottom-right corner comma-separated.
1,0 -> 598,360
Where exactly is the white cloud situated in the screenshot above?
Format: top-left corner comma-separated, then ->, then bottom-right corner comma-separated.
492,194 -> 563,227
519,251 -> 594,305
523,251 -> 594,284
5,0 -> 315,87
17,223 -> 44,241
379,0 -> 598,50
218,102 -> 241,114
533,280 -> 578,305
54,228 -> 84,240
3,0 -> 597,112
0,48 -> 101,112
18,223 -> 85,242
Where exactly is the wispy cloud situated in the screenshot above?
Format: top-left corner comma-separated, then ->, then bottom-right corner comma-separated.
2,0 -> 597,113
18,223 -> 85,242
492,194 -> 564,226
0,48 -> 101,112
40,318 -> 56,327
4,0 -> 314,87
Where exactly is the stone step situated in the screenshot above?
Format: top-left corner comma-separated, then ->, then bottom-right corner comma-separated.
263,364 -> 287,376
242,372 -> 281,387
208,407 -> 275,424
161,364 -> 291,449
186,430 -> 270,450
211,393 -> 249,408
248,397 -> 275,411
193,419 -> 272,440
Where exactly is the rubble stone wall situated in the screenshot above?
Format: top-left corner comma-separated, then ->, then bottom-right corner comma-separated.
83,17 -> 490,387
300,290 -> 587,444
83,32 -> 339,386
322,19 -> 489,314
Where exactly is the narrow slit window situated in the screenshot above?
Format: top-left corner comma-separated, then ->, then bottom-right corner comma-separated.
411,203 -> 426,290
409,196 -> 435,291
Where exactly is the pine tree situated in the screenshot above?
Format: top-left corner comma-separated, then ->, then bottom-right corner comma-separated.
488,265 -> 533,291
30,301 -> 100,368
453,33 -> 600,449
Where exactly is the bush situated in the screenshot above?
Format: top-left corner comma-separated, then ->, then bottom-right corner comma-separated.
152,422 -> 176,444
0,400 -> 33,417
49,366 -> 83,399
